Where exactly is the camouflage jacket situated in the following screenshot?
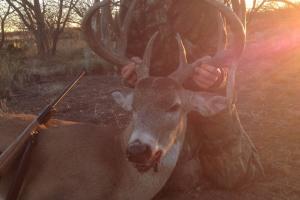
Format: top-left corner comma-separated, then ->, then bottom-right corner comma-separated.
126,0 -> 226,93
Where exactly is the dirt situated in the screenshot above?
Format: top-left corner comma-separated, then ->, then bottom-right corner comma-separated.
2,13 -> 300,200
6,74 -> 131,128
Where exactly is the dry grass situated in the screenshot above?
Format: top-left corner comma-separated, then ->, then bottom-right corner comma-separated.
0,36 -> 112,99
233,45 -> 300,200
0,53 -> 27,98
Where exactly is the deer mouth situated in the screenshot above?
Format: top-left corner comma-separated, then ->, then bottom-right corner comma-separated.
132,150 -> 162,173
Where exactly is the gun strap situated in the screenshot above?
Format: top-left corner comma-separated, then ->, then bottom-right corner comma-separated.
6,134 -> 37,200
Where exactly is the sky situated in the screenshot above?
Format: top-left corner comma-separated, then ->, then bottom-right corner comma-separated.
245,0 -> 300,8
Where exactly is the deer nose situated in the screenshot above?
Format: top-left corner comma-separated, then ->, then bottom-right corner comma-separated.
127,140 -> 152,163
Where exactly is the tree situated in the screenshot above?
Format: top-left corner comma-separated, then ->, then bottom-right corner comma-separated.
47,0 -> 80,55
0,1 -> 12,49
247,0 -> 299,24
6,0 -> 79,57
73,0 -> 94,19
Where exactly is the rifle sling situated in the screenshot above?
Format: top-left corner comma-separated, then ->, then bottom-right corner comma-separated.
6,134 -> 37,200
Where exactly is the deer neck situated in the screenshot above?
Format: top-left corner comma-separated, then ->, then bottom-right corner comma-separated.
115,117 -> 187,200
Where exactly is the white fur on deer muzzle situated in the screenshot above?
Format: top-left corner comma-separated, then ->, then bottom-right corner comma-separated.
129,130 -> 156,148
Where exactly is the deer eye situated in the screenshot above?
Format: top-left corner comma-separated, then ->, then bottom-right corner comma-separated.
167,103 -> 181,112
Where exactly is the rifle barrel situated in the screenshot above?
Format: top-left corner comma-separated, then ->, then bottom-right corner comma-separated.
0,70 -> 86,176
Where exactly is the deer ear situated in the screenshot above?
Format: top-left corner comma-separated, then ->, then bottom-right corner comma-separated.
112,90 -> 134,111
183,91 -> 227,117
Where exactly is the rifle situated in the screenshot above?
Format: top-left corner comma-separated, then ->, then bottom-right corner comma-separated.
0,70 -> 86,176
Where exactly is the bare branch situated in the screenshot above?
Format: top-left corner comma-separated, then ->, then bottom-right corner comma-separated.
0,4 -> 12,49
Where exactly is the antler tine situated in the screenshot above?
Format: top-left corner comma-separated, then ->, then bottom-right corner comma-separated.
205,0 -> 245,65
169,0 -> 245,84
82,0 -> 137,67
169,34 -> 193,83
226,0 -> 246,107
177,33 -> 188,66
136,31 -> 159,80
216,12 -> 227,52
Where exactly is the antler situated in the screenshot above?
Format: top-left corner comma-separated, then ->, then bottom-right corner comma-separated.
216,12 -> 227,52
81,0 -> 137,66
136,32 -> 159,81
169,0 -> 246,84
82,0 -> 159,81
82,0 -> 246,86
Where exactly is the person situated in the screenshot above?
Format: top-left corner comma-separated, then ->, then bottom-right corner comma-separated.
121,0 -> 263,190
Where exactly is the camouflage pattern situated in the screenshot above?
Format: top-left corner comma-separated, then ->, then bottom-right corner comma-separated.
188,105 -> 263,189
127,0 -> 220,76
125,0 -> 264,190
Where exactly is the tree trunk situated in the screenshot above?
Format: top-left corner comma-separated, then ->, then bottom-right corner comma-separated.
51,34 -> 59,55
33,0 -> 50,58
0,20 -> 5,49
0,6 -> 10,50
34,31 -> 50,58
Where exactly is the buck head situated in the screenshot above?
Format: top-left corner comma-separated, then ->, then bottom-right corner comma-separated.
112,33 -> 233,172
82,0 -> 245,172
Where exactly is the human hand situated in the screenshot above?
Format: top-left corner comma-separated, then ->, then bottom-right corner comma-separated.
192,59 -> 222,89
192,56 -> 223,89
121,57 -> 142,87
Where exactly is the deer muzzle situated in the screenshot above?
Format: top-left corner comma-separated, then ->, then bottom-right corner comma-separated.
126,140 -> 162,173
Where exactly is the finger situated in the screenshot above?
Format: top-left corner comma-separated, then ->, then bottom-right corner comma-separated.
121,66 -> 129,76
121,66 -> 130,77
129,73 -> 138,84
193,75 -> 216,87
193,77 -> 213,89
127,73 -> 138,87
131,57 -> 142,64
123,67 -> 135,79
193,70 -> 217,86
193,79 -> 214,89
201,64 -> 221,76
122,63 -> 137,77
124,70 -> 136,80
121,63 -> 133,75
195,67 -> 219,82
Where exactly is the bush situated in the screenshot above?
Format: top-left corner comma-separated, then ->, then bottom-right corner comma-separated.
0,53 -> 27,99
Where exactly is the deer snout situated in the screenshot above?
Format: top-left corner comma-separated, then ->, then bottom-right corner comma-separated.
126,140 -> 152,164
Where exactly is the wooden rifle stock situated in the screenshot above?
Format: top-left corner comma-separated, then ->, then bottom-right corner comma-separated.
0,70 -> 86,176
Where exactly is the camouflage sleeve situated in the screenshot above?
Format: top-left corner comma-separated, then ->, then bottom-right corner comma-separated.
126,0 -> 222,79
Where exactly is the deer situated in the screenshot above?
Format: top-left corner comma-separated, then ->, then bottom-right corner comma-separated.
0,0 -> 247,199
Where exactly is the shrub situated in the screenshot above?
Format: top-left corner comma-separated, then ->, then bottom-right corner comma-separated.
0,52 -> 27,99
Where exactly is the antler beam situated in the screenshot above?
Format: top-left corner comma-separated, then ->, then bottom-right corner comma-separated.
82,0 -> 137,66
